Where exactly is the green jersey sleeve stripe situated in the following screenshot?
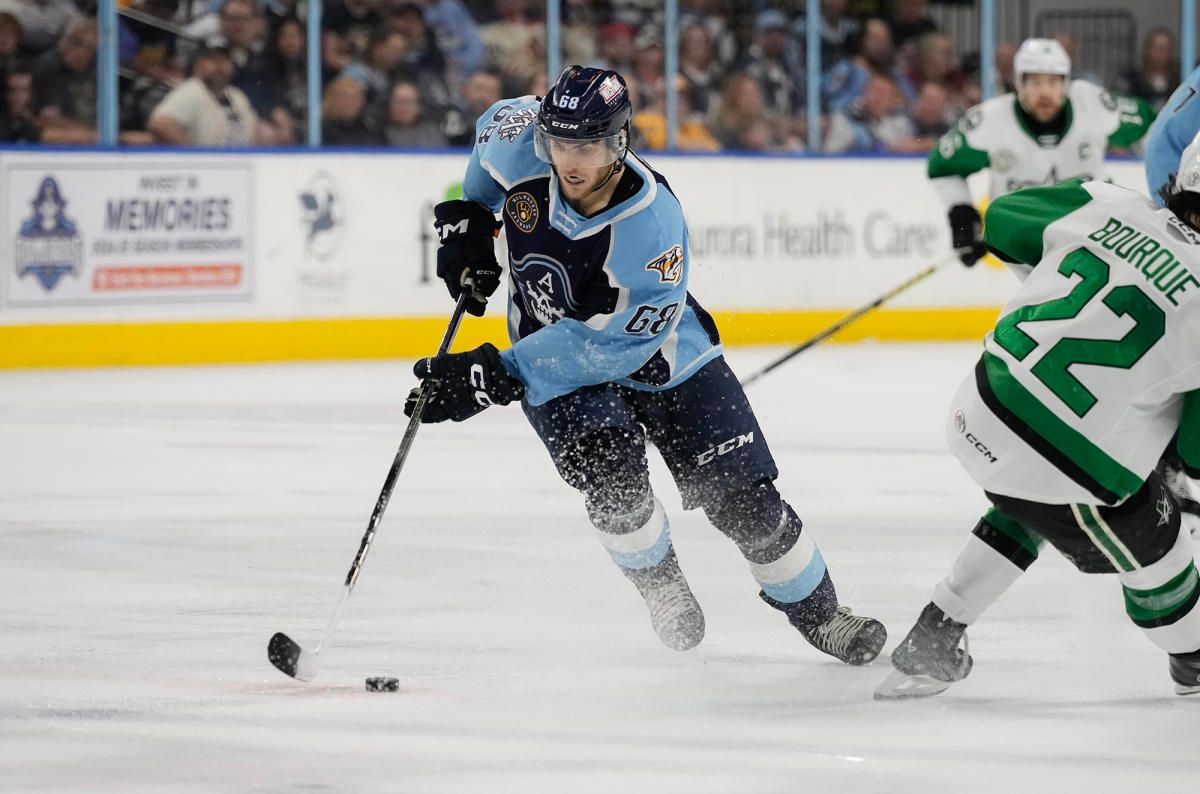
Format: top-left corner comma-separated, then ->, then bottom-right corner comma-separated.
983,179 -> 1094,266
977,352 -> 1143,504
1107,95 -> 1157,149
927,129 -> 990,179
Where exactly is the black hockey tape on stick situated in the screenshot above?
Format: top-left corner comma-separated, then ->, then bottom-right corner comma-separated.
739,254 -> 957,388
267,288 -> 474,682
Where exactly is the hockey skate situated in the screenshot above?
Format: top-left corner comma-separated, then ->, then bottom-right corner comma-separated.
798,605 -> 888,665
875,602 -> 973,700
625,550 -> 705,651
1170,649 -> 1200,695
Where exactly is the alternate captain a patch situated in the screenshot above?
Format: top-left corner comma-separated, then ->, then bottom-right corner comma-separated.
645,244 -> 684,284
505,192 -> 539,233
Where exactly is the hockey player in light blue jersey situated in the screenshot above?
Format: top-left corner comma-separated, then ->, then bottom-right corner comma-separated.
403,66 -> 886,663
1146,64 -> 1200,205
1143,65 -> 1200,521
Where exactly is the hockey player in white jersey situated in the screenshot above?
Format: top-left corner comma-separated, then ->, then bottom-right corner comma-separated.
402,66 -> 887,664
876,139 -> 1200,700
928,38 -> 1155,267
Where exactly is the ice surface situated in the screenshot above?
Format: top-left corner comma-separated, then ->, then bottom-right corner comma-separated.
2,343 -> 1198,793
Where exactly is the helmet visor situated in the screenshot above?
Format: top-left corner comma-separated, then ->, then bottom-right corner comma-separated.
534,127 -> 626,169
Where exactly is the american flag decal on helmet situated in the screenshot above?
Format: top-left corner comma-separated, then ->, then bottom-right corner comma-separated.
598,75 -> 623,104
645,245 -> 684,284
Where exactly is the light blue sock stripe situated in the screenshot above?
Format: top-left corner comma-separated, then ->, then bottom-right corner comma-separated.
607,524 -> 672,570
759,551 -> 827,603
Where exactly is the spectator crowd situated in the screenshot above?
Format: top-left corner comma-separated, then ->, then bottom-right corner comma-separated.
0,0 -> 1183,152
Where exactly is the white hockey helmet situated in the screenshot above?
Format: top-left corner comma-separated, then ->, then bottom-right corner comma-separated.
1013,38 -> 1071,84
1176,131 -> 1200,195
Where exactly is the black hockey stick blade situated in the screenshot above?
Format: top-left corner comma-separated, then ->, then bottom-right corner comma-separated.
268,632 -> 319,681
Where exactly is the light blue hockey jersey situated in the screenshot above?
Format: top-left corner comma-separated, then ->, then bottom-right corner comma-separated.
459,96 -> 723,406
1146,65 -> 1200,205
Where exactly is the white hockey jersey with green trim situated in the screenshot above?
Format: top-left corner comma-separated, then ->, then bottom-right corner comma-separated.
928,81 -> 1154,208
950,179 -> 1200,506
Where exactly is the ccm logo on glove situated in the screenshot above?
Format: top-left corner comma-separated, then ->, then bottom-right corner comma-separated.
405,343 -> 525,423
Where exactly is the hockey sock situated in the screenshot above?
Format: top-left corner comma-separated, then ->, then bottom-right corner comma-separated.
704,486 -> 837,627
746,505 -> 831,608
1119,525 -> 1200,654
932,508 -> 1038,625
590,489 -> 673,571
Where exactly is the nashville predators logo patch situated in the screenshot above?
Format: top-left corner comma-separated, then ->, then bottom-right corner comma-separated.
645,245 -> 684,284
505,192 -> 539,233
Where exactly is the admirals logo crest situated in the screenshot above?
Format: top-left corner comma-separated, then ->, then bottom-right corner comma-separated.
511,253 -> 579,326
645,245 -> 684,284
14,175 -> 83,291
505,192 -> 539,233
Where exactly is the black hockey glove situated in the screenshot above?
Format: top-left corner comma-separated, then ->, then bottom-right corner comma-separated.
404,343 -> 525,423
434,199 -> 503,317
948,203 -> 987,268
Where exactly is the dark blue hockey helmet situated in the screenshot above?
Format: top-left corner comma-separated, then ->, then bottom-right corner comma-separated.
535,66 -> 632,169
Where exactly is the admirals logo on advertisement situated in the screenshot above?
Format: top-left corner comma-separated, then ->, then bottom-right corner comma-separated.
646,244 -> 684,284
299,171 -> 345,261
14,175 -> 83,291
505,191 -> 539,233
511,253 -> 578,326
6,160 -> 252,306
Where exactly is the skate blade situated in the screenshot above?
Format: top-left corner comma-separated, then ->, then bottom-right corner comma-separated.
873,668 -> 953,700
1174,682 -> 1200,696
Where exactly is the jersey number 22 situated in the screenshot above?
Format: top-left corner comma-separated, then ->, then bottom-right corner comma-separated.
993,247 -> 1166,417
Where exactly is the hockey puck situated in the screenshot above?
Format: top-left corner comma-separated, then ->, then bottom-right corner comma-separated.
365,676 -> 399,692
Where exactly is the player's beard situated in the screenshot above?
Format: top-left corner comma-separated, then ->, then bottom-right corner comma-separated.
558,163 -> 620,207
1022,92 -> 1066,123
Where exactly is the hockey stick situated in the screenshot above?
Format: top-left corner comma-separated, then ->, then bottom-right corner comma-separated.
740,253 -> 957,388
268,289 -> 473,681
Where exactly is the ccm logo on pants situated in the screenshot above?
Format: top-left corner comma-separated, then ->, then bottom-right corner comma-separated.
955,410 -> 998,464
698,433 -> 755,466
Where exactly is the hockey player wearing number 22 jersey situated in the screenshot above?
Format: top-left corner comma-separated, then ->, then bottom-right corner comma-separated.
403,66 -> 886,662
928,38 -> 1155,268
876,145 -> 1200,699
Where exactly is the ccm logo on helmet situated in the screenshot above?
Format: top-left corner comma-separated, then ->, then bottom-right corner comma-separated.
550,120 -> 580,129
